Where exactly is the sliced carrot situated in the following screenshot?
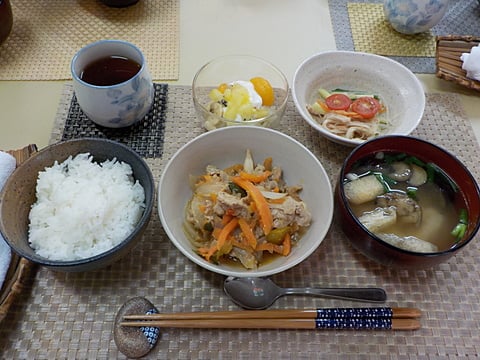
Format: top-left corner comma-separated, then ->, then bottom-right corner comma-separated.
274,245 -> 283,254
198,246 -> 209,254
238,218 -> 257,249
198,245 -> 217,262
256,242 -> 283,254
222,212 -> 234,225
267,197 -> 287,204
316,100 -> 330,112
216,217 -> 238,251
198,204 -> 207,213
331,109 -> 366,119
196,174 -> 213,185
255,242 -> 275,253
282,233 -> 291,256
232,177 -> 273,235
239,170 -> 272,183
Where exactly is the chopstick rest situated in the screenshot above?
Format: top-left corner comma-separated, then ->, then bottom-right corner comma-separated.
114,297 -> 161,359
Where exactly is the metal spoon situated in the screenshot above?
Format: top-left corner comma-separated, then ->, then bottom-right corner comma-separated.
224,277 -> 387,310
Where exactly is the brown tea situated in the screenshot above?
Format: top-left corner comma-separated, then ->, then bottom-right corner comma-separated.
80,56 -> 141,86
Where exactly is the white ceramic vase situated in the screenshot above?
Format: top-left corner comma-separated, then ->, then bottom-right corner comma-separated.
384,0 -> 450,34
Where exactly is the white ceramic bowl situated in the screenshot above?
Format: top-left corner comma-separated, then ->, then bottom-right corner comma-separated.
158,126 -> 334,278
292,51 -> 425,147
192,55 -> 289,131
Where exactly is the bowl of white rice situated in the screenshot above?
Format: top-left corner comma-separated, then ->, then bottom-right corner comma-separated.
0,138 -> 155,272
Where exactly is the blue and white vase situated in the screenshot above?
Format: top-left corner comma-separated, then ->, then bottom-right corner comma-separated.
384,0 -> 450,34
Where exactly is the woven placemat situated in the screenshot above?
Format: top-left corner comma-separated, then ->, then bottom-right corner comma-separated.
348,3 -> 436,57
1,85 -> 480,358
0,0 -> 179,81
329,0 -> 480,74
60,83 -> 168,158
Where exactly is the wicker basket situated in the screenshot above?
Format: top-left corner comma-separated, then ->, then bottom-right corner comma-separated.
436,35 -> 480,91
0,145 -> 38,323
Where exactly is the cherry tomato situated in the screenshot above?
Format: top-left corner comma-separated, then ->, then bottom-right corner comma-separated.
325,93 -> 352,110
351,97 -> 381,119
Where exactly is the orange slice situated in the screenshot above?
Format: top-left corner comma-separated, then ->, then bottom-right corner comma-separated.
217,83 -> 229,93
250,77 -> 274,106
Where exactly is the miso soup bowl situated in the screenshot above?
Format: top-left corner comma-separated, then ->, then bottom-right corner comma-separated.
335,135 -> 480,269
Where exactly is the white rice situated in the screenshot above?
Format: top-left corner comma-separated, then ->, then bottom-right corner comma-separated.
28,153 -> 145,261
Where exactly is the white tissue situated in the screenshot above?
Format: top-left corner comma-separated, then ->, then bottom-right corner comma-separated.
0,151 -> 17,290
460,45 -> 480,81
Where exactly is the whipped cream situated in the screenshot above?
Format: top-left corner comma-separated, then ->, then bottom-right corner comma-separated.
230,80 -> 263,108
460,44 -> 480,81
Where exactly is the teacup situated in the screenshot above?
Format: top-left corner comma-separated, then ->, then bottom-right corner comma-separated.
71,40 -> 154,128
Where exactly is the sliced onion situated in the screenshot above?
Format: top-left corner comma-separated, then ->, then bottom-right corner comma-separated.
195,182 -> 224,195
260,190 -> 288,199
243,149 -> 254,174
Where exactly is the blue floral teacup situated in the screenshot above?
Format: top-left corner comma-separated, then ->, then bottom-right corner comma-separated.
383,0 -> 450,34
71,40 -> 154,128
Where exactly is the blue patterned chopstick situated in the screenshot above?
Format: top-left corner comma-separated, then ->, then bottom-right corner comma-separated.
315,307 -> 393,319
126,307 -> 419,321
315,317 -> 392,329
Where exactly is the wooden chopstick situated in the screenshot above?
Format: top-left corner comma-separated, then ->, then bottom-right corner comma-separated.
123,307 -> 421,321
120,318 -> 420,331
121,307 -> 421,331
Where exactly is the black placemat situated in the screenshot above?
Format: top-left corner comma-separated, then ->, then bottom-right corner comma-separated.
61,83 -> 168,158
328,0 -> 480,74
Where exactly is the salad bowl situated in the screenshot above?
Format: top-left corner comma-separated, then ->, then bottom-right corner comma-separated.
292,51 -> 425,147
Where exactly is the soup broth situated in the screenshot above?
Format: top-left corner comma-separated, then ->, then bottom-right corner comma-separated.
344,152 -> 465,252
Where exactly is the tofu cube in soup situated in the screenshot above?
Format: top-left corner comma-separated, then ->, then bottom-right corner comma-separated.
343,174 -> 385,205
